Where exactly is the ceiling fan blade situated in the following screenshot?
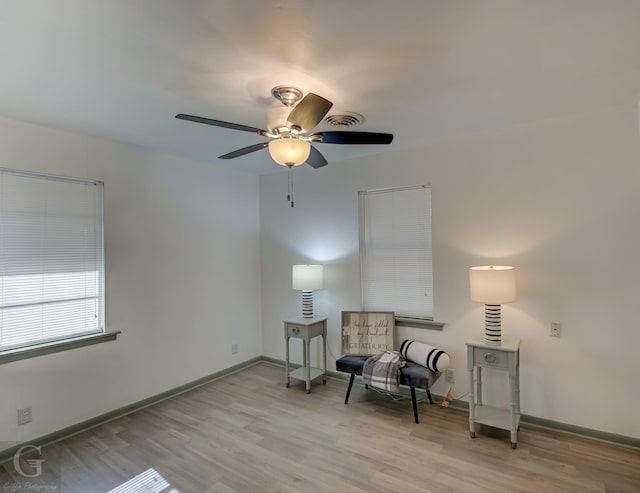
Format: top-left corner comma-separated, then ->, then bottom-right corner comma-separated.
176,114 -> 269,136
306,145 -> 328,169
286,93 -> 333,132
311,131 -> 394,145
218,142 -> 270,159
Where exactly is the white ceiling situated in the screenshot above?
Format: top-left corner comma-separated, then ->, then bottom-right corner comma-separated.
1,0 -> 639,174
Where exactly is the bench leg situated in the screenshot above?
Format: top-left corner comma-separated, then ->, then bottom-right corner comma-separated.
411,387 -> 419,424
426,389 -> 434,405
344,374 -> 356,404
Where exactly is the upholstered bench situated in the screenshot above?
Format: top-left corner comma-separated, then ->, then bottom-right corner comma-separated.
336,354 -> 441,424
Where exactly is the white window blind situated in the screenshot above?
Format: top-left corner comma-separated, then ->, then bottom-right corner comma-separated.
0,169 -> 105,351
359,185 -> 433,318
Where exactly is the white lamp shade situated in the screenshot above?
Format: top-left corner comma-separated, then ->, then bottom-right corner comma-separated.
469,266 -> 516,304
269,138 -> 310,167
292,265 -> 323,290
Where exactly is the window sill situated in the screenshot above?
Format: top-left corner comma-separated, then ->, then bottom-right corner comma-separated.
0,330 -> 121,366
395,317 -> 445,331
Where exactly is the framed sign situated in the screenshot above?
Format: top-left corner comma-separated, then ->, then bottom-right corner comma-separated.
341,311 -> 395,355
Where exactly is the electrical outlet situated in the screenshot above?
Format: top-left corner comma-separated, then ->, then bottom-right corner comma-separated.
231,342 -> 239,355
446,368 -> 456,384
18,406 -> 32,426
550,322 -> 561,338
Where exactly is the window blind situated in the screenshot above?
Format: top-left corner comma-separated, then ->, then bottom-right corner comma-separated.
0,169 -> 105,351
359,185 -> 433,318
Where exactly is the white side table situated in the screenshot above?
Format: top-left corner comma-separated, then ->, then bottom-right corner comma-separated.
466,338 -> 521,449
284,317 -> 327,394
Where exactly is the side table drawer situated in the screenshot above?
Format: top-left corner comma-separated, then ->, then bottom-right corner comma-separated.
286,323 -> 308,338
473,347 -> 508,369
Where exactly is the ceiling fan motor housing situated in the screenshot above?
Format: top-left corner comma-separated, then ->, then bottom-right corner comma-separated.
266,106 -> 292,134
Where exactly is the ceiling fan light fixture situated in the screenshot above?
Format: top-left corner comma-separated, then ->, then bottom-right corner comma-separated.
176,85 -> 393,179
268,138 -> 310,167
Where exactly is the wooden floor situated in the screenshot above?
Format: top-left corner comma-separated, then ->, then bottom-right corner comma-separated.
1,362 -> 638,492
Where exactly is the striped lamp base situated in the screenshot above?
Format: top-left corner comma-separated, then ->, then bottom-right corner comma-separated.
484,304 -> 502,345
301,290 -> 314,318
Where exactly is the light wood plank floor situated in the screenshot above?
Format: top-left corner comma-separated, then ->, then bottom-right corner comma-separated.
1,362 -> 638,492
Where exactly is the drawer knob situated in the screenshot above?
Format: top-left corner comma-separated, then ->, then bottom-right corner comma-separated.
484,352 -> 497,364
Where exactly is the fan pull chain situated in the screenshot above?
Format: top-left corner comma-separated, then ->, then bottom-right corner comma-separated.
287,164 -> 295,208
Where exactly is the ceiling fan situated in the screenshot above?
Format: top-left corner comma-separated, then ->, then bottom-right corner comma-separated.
175,85 -> 393,206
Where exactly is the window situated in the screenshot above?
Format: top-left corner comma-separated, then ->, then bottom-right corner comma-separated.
0,169 -> 105,352
359,185 -> 433,319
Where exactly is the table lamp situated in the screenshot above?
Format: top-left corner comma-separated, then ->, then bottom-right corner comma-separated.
292,265 -> 323,318
469,265 -> 516,345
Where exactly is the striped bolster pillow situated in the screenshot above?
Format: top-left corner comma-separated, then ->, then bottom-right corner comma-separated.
399,339 -> 450,373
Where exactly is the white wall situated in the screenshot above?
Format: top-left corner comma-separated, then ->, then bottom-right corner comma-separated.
260,103 -> 640,439
0,116 -> 262,446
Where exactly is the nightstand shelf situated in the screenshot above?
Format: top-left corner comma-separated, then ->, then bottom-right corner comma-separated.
472,405 -> 521,431
466,338 -> 521,449
288,366 -> 325,382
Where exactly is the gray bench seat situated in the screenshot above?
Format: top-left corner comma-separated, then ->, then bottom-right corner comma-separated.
336,354 -> 441,424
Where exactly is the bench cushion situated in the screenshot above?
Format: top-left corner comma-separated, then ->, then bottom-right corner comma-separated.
336,354 -> 440,390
